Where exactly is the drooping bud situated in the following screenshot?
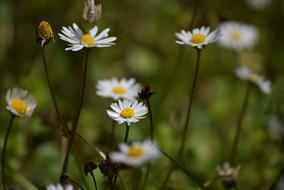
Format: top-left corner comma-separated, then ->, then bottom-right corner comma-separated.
60,173 -> 72,185
83,161 -> 97,176
138,85 -> 155,100
82,0 -> 102,23
36,21 -> 54,47
99,154 -> 120,177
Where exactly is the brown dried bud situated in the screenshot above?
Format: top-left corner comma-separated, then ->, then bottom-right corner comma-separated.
99,154 -> 120,177
82,0 -> 102,23
83,161 -> 97,176
36,21 -> 54,47
138,85 -> 155,100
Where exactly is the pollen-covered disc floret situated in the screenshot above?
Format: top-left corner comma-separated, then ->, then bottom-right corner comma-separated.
58,23 -> 117,51
46,184 -> 74,190
218,21 -> 258,51
175,26 -> 220,49
110,140 -> 161,167
6,88 -> 37,117
107,99 -> 148,125
236,66 -> 271,94
96,78 -> 141,100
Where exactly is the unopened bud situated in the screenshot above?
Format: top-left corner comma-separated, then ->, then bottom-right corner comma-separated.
82,0 -> 102,23
84,161 -> 97,176
138,85 -> 155,100
36,21 -> 54,47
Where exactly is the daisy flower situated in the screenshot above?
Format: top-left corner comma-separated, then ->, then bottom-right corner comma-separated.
96,78 -> 141,100
6,88 -> 37,118
217,162 -> 240,182
47,184 -> 73,190
107,99 -> 148,125
58,23 -> 116,51
236,66 -> 271,94
218,22 -> 258,51
175,26 -> 220,49
110,140 -> 161,167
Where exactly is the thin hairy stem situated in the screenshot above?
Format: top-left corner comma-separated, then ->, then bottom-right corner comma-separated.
229,82 -> 252,165
90,172 -> 98,190
1,114 -> 15,190
61,50 -> 89,176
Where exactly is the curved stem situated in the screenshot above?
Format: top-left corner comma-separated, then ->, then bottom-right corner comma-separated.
61,50 -> 89,176
229,82 -> 252,165
1,114 -> 15,190
124,123 -> 130,143
41,47 -> 69,137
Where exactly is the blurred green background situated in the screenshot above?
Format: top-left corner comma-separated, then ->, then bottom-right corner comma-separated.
1,0 -> 284,189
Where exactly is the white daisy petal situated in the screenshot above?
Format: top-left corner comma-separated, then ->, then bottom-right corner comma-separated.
46,184 -> 74,190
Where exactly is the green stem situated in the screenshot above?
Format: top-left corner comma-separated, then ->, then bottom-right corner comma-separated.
141,164 -> 151,190
124,123 -> 130,143
178,49 -> 201,156
162,150 -> 207,190
159,49 -> 202,190
90,172 -> 98,190
146,99 -> 154,140
1,114 -> 15,190
61,50 -> 89,176
41,46 -> 67,133
229,82 -> 252,165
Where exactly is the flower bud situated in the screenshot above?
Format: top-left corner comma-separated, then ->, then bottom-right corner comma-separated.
83,161 -> 97,176
82,0 -> 102,23
138,85 -> 155,100
36,21 -> 54,47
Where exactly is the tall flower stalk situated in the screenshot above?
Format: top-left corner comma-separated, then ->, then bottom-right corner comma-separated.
61,50 -> 89,175
229,82 -> 252,164
1,114 -> 15,190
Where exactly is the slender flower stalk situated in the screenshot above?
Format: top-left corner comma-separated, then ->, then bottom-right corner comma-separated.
178,49 -> 201,156
61,50 -> 89,176
124,123 -> 130,143
41,46 -> 67,133
160,49 -> 202,190
146,99 -> 154,140
90,172 -> 98,190
229,82 -> 252,164
1,114 -> 15,190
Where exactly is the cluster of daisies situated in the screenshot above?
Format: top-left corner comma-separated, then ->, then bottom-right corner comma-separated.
96,78 -> 161,166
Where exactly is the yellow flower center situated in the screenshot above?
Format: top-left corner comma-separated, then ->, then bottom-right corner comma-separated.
190,33 -> 206,44
112,86 -> 127,94
250,73 -> 260,82
11,99 -> 28,115
229,30 -> 242,41
127,145 -> 144,157
120,107 -> 135,118
80,34 -> 96,45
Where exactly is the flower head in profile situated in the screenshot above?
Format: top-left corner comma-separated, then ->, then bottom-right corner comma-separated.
58,23 -> 116,51
6,88 -> 37,118
175,26 -> 220,49
110,140 -> 161,167
36,21 -> 54,46
46,184 -> 73,190
82,0 -> 102,23
96,78 -> 141,100
107,99 -> 148,125
218,22 -> 258,51
236,66 -> 271,94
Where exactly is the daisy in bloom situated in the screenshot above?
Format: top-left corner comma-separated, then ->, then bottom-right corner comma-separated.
110,140 -> 161,167
236,66 -> 271,94
218,22 -> 258,51
58,23 -> 117,51
96,78 -> 141,100
175,26 -> 220,49
107,99 -> 148,125
47,184 -> 73,190
6,88 -> 37,117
